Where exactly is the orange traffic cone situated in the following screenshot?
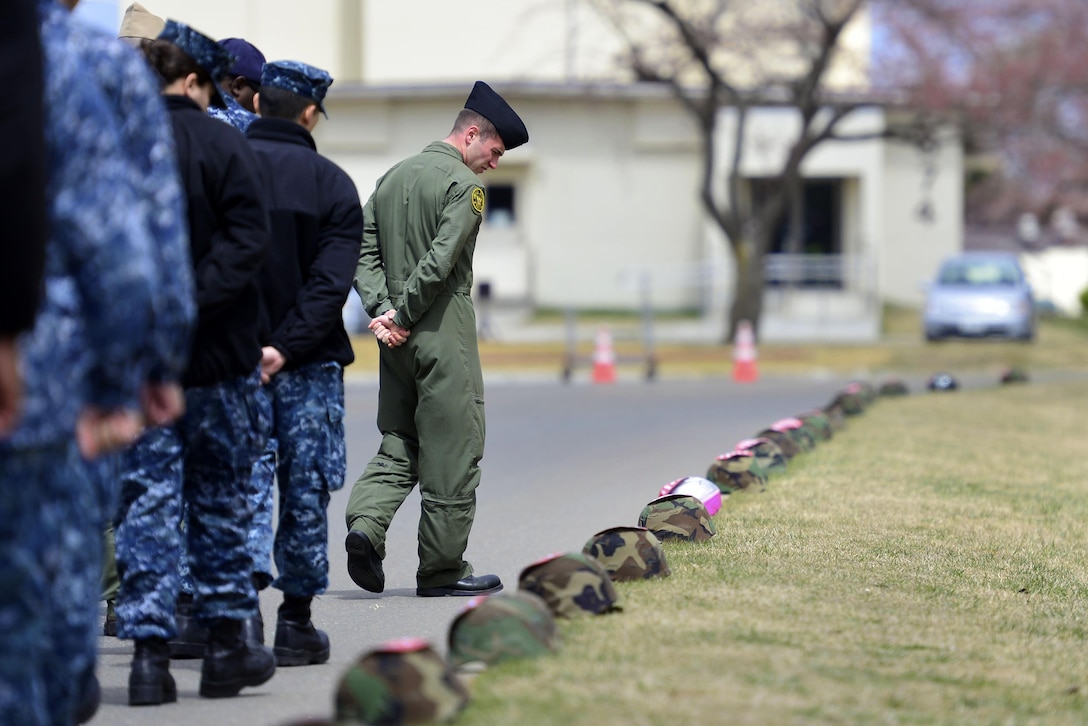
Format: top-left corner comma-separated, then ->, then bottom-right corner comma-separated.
592,326 -> 617,383
732,319 -> 758,382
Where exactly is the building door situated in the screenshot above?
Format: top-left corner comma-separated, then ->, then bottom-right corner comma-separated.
768,178 -> 842,256
751,177 -> 845,288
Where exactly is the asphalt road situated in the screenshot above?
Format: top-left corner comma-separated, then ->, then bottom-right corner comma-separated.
89,374 -> 860,725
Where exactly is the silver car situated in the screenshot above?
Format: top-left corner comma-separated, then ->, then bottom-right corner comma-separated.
923,252 -> 1035,341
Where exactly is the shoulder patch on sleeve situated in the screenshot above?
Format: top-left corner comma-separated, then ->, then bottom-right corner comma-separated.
471,186 -> 485,216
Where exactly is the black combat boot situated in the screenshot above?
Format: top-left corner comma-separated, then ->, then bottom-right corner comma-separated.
102,599 -> 117,637
75,666 -> 100,723
243,573 -> 267,645
273,595 -> 329,666
241,608 -> 264,646
128,637 -> 176,707
199,618 -> 276,698
168,592 -> 208,659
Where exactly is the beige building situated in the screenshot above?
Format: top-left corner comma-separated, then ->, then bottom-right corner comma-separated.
131,0 -> 963,341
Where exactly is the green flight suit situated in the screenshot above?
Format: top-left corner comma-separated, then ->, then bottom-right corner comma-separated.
348,141 -> 487,588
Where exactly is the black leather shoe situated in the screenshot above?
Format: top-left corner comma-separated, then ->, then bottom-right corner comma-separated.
199,619 -> 276,699
129,638 -> 177,707
169,593 -> 208,659
345,531 -> 385,593
273,618 -> 330,666
416,574 -> 503,597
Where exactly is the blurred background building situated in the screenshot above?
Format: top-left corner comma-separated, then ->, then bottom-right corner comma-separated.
82,0 -> 967,341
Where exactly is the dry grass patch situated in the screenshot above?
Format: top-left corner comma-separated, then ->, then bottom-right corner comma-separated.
347,313 -> 1088,380
459,380 -> 1088,725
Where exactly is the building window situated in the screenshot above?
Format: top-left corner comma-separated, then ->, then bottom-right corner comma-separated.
485,184 -> 515,227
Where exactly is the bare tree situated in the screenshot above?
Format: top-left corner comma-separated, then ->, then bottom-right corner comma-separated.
587,0 -> 959,341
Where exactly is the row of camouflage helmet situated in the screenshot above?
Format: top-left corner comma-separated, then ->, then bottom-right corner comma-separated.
317,369 -> 1040,723
703,380 -> 917,497
314,380 -> 897,725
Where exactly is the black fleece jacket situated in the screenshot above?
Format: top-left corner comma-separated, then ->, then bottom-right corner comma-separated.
245,117 -> 362,370
164,95 -> 268,387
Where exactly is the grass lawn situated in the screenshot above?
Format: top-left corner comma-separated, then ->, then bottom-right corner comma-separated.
456,377 -> 1088,725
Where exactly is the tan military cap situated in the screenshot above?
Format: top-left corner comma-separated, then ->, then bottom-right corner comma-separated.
118,2 -> 165,44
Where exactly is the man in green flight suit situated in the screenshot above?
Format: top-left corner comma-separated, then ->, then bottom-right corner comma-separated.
347,81 -> 528,597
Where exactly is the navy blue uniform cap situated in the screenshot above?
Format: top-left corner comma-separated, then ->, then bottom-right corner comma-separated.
464,81 -> 528,150
261,60 -> 334,117
158,20 -> 233,108
219,38 -> 266,86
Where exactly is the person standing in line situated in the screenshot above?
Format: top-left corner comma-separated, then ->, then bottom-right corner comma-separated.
170,34 -> 271,661
0,0 -> 46,439
114,19 -> 274,705
48,2 -> 196,718
346,81 -> 528,597
207,37 -> 264,132
0,2 -> 164,721
202,33 -> 272,648
101,0 -> 165,643
245,59 -> 363,666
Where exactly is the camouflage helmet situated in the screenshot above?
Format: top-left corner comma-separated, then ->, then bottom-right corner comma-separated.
335,638 -> 469,725
734,437 -> 788,476
517,552 -> 622,618
637,494 -> 717,542
844,380 -> 876,405
927,372 -> 958,392
582,526 -> 671,581
755,428 -> 800,459
878,378 -> 910,396
999,366 -> 1029,384
828,390 -> 865,416
771,417 -> 815,452
658,476 -> 722,516
705,451 -> 767,493
821,403 -> 847,432
797,410 -> 833,442
447,591 -> 558,668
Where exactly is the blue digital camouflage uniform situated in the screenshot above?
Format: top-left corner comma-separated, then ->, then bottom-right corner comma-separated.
207,90 -> 274,590
205,54 -> 271,591
116,371 -> 267,639
208,93 -> 259,133
267,364 -> 347,595
175,379 -> 273,595
246,389 -> 276,589
245,61 -> 359,600
62,2 -> 195,635
114,20 -> 270,645
0,2 -> 161,722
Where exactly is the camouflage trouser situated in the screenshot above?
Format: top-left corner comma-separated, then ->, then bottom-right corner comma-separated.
115,370 -> 265,639
346,294 -> 484,589
101,525 -> 118,601
247,385 -> 276,590
92,453 -> 122,603
177,382 -> 275,593
0,440 -> 102,726
264,361 -> 346,597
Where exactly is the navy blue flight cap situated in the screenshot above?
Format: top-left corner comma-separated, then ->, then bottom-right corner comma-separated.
158,20 -> 233,108
219,38 -> 266,86
260,60 -> 334,117
464,81 -> 528,150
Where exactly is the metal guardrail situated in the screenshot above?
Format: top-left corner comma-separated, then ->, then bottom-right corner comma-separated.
763,253 -> 873,288
762,254 -> 879,320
